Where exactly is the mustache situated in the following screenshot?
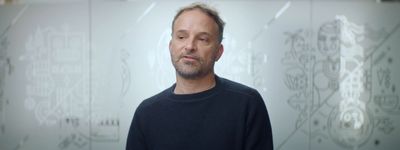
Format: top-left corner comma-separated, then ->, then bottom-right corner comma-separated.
179,53 -> 200,60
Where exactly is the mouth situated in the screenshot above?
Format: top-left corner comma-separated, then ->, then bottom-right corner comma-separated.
181,55 -> 199,62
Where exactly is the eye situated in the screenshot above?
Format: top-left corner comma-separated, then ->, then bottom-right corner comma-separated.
199,37 -> 208,42
174,33 -> 187,40
175,35 -> 186,40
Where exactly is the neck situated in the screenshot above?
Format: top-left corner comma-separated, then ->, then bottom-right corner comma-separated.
174,73 -> 216,94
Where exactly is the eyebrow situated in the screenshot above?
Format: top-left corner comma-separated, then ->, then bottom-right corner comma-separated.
175,30 -> 212,37
197,32 -> 211,37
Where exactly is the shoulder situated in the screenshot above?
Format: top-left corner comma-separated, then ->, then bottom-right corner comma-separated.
135,86 -> 172,113
219,77 -> 268,112
219,77 -> 261,99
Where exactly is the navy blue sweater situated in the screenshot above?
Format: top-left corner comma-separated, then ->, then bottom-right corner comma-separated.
126,76 -> 273,150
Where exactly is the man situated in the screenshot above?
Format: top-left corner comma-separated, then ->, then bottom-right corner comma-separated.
126,3 -> 273,150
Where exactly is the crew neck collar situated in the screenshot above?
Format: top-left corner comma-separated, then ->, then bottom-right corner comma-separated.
167,75 -> 222,102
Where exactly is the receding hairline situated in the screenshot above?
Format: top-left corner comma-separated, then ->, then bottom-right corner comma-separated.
171,3 -> 225,43
173,9 -> 219,33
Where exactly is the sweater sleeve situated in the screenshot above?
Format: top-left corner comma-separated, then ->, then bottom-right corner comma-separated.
126,105 -> 148,150
244,91 -> 274,150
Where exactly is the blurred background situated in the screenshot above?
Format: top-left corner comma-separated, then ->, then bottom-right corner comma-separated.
0,0 -> 399,150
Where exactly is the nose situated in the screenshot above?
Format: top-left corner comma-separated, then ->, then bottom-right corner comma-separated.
184,37 -> 196,52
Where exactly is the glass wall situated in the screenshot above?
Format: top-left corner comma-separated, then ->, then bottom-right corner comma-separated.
0,0 -> 399,150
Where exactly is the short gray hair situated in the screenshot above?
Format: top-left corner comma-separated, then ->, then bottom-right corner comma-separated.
171,2 -> 225,43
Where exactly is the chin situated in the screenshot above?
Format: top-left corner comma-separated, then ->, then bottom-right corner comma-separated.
176,68 -> 202,78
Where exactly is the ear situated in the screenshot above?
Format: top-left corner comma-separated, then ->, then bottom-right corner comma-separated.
215,44 -> 224,62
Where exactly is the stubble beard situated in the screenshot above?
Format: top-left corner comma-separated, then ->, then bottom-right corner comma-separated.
172,56 -> 215,80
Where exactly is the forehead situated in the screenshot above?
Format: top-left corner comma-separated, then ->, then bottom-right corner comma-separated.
173,9 -> 218,34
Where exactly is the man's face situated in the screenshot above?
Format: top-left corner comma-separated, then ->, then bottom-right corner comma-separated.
169,9 -> 223,79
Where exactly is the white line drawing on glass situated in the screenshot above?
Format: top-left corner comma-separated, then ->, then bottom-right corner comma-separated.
376,117 -> 395,134
13,135 -> 29,150
373,64 -> 400,115
90,114 -> 120,142
216,32 -> 251,84
58,133 -> 88,149
148,28 -> 175,90
120,49 -> 131,99
0,37 -> 9,136
58,116 -> 89,149
279,15 -> 400,149
21,25 -> 89,126
328,15 -> 372,148
0,5 -> 29,137
249,1 -> 291,92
